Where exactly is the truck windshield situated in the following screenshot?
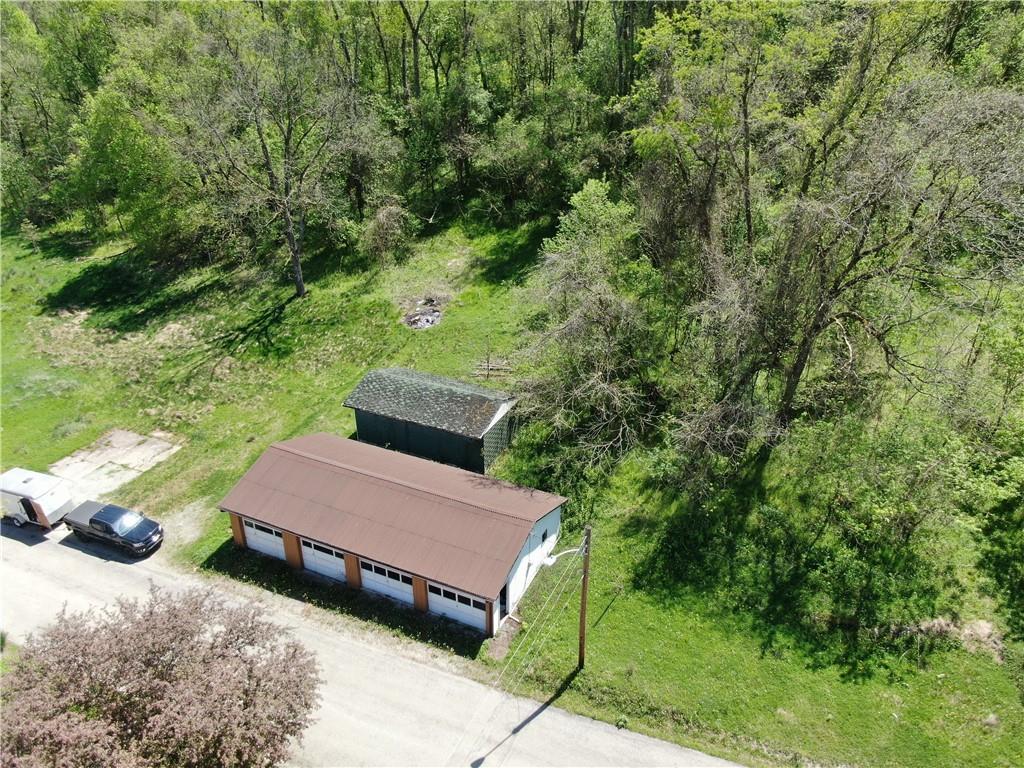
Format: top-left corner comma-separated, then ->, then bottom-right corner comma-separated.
112,512 -> 143,536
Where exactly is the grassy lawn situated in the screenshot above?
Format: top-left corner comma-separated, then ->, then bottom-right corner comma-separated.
3,223 -> 1022,767
0,634 -> 18,676
503,459 -> 1024,768
1,219 -> 546,523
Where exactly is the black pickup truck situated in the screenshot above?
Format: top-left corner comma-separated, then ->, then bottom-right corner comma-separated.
64,501 -> 164,557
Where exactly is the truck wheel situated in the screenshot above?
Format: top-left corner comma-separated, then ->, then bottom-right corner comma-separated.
73,530 -> 90,542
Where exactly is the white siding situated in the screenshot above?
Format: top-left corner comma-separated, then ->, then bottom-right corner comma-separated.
301,538 -> 347,582
359,557 -> 415,605
427,582 -> 488,631
242,519 -> 286,560
505,506 -> 561,612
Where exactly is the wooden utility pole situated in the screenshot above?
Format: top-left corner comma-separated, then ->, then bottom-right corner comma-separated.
578,525 -> 592,669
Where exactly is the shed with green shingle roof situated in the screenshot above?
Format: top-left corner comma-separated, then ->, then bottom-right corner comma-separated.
344,368 -> 516,473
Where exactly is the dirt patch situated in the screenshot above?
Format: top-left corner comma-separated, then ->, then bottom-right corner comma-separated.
152,320 -> 196,347
960,620 -> 1004,662
487,615 -> 522,661
157,499 -> 214,554
36,311 -> 209,388
907,617 -> 1005,663
42,309 -> 114,367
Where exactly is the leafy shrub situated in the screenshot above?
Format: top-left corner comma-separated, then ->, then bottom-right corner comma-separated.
359,198 -> 418,266
0,587 -> 320,768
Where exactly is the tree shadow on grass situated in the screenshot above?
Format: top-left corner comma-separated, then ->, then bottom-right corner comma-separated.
42,245 -> 229,334
289,233 -> 372,288
626,448 -> 769,595
35,229 -> 97,261
200,539 -> 486,659
464,218 -> 555,286
622,449 -> 932,680
205,295 -> 299,360
167,273 -> 382,386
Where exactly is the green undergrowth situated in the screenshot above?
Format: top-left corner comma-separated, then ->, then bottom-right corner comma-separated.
0,633 -> 17,676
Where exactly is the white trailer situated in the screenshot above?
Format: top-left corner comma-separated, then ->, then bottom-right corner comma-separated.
0,468 -> 75,529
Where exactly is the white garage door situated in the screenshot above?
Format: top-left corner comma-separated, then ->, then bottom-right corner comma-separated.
427,582 -> 488,631
301,538 -> 346,582
359,558 -> 414,605
242,519 -> 285,560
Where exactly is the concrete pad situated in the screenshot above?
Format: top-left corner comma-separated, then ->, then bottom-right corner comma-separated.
69,463 -> 142,499
105,428 -> 146,448
49,429 -> 181,503
123,439 -> 179,473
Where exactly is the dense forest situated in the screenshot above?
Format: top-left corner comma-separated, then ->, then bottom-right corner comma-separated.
3,0 -> 1023,678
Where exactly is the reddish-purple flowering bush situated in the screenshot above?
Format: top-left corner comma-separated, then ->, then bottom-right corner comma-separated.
1,587 -> 320,768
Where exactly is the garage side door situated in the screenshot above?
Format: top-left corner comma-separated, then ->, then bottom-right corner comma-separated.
359,558 -> 414,605
301,538 -> 346,582
242,519 -> 285,560
427,582 -> 488,631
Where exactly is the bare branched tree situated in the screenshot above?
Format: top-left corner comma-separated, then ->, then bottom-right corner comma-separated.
645,5 -> 1024,461
521,179 -> 662,466
180,6 -> 353,296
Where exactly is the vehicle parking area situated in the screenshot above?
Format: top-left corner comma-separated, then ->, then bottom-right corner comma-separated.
49,429 -> 180,502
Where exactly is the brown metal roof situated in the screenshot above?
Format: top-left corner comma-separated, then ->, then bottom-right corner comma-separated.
219,434 -> 567,599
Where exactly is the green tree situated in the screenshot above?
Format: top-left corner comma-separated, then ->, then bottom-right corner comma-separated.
173,3 -> 359,296
524,179 -> 663,465
68,87 -> 187,249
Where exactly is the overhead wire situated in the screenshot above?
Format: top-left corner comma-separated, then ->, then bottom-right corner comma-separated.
494,574 -> 585,767
448,533 -> 586,764
493,533 -> 584,689
496,567 -> 582,691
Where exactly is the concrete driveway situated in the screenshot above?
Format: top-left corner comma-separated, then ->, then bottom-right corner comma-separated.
1,523 -> 738,767
48,428 -> 180,502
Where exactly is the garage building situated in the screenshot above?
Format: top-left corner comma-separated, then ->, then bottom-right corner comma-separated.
344,368 -> 516,473
219,433 -> 565,635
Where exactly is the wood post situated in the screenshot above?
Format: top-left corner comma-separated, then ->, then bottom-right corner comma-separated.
412,576 -> 428,612
229,514 -> 247,547
344,553 -> 362,589
578,525 -> 592,670
282,532 -> 303,569
485,600 -> 494,637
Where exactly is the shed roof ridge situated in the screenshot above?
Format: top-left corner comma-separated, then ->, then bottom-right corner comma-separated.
224,481 -> 530,573
375,367 -> 514,401
271,439 -> 556,522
